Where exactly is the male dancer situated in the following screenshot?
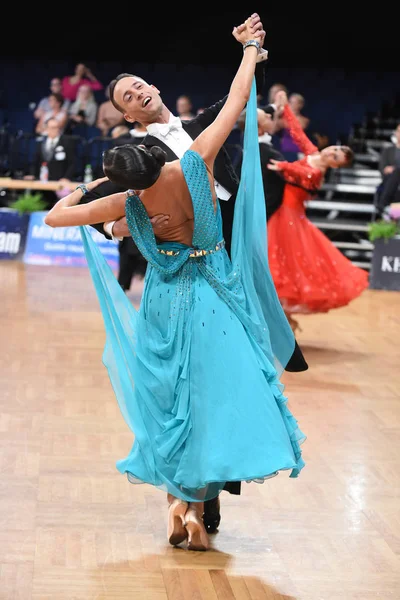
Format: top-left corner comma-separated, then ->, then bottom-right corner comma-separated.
80,14 -> 308,534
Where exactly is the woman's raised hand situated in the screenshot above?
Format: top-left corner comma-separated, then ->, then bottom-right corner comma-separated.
232,13 -> 265,47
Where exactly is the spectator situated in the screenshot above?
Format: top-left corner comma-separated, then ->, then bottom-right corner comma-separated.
35,93 -> 68,135
67,85 -> 98,131
288,94 -> 310,130
61,63 -> 103,102
34,78 -> 70,121
96,85 -> 125,136
110,125 -> 133,147
272,92 -> 310,161
110,123 -> 147,147
258,82 -> 289,138
24,118 -> 76,207
176,94 -> 195,120
376,123 -> 400,213
267,82 -> 288,104
129,121 -> 147,140
111,124 -> 131,140
313,132 -> 330,150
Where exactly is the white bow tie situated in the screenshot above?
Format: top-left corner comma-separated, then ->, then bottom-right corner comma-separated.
156,116 -> 183,137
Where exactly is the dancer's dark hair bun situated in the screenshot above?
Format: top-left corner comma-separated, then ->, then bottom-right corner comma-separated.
150,146 -> 167,166
102,144 -> 166,190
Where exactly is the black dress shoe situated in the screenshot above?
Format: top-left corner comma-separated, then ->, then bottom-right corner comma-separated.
203,496 -> 221,534
285,341 -> 308,372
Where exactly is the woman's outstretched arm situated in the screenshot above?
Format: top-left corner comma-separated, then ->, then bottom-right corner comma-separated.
44,177 -> 127,228
276,92 -> 318,156
191,15 -> 265,166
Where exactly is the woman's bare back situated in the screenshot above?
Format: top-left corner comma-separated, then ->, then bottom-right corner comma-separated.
138,158 -> 216,247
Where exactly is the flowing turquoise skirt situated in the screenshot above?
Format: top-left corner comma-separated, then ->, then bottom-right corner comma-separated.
80,80 -> 306,502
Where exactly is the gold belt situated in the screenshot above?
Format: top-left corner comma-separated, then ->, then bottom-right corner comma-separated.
157,240 -> 225,258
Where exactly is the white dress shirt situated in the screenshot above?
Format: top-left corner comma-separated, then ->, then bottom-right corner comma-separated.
107,48 -> 269,240
258,132 -> 272,145
45,135 -> 60,155
147,113 -> 231,201
105,112 -> 234,241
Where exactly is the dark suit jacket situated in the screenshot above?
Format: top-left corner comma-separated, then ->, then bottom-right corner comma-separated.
80,104 -> 308,374
236,141 -> 285,220
33,134 -> 76,181
81,59 -> 267,239
259,143 -> 285,219
379,145 -> 399,176
81,95 -> 243,249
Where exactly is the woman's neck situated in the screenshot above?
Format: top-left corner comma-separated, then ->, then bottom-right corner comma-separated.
308,153 -> 324,171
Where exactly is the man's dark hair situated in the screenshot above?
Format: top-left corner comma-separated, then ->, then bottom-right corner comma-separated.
109,73 -> 135,113
341,146 -> 354,167
103,144 -> 167,190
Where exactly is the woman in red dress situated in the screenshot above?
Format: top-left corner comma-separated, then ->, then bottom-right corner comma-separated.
267,93 -> 369,331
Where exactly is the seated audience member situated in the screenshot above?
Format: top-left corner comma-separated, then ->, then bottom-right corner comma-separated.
111,125 -> 130,138
96,85 -> 125,136
175,94 -> 195,120
267,82 -> 288,105
34,78 -> 70,122
288,93 -> 310,130
376,122 -> 400,214
258,82 -> 288,138
129,121 -> 147,140
62,63 -> 103,102
110,125 -> 133,146
24,118 -> 76,207
110,123 -> 147,146
67,85 -> 98,132
313,131 -> 330,150
275,92 -> 311,160
35,93 -> 68,135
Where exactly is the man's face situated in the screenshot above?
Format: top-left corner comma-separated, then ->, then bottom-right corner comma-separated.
48,95 -> 60,110
176,97 -> 192,115
50,79 -> 61,94
76,63 -> 86,77
113,77 -> 163,125
269,84 -> 286,104
257,109 -> 273,135
289,94 -> 304,113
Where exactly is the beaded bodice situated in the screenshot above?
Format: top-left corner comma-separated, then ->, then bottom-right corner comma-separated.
125,150 -> 222,275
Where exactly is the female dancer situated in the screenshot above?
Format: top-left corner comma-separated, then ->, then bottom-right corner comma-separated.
44,19 -> 305,552
267,92 -> 369,330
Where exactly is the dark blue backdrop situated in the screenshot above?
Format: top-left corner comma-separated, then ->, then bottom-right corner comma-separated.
1,57 -> 399,144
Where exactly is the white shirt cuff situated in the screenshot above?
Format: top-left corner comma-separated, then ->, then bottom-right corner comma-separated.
104,220 -> 123,242
256,48 -> 268,63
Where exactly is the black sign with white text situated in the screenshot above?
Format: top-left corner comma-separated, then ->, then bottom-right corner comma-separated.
0,209 -> 30,260
370,238 -> 400,291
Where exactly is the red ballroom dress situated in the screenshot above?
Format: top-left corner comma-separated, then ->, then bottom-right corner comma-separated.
267,104 -> 369,314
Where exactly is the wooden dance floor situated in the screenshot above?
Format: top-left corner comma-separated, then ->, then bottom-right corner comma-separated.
1,261 -> 400,600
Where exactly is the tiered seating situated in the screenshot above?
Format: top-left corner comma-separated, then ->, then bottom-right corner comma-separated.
0,130 -> 111,181
306,167 -> 378,270
306,97 -> 400,270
